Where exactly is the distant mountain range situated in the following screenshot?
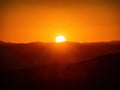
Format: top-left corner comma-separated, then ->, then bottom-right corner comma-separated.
0,41 -> 120,90
0,41 -> 120,70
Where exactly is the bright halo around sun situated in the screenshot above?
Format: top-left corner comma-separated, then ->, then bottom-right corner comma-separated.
56,35 -> 66,43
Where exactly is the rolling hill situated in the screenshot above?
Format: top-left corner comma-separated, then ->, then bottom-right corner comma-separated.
0,41 -> 120,90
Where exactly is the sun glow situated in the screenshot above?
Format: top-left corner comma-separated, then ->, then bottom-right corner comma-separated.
56,35 -> 66,43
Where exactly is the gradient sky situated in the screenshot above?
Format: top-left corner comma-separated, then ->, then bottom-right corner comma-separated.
0,0 -> 120,43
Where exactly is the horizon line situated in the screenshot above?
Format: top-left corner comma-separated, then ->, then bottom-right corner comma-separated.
0,40 -> 120,44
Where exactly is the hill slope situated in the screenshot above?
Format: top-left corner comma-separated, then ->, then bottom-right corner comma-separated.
0,52 -> 120,90
0,41 -> 120,70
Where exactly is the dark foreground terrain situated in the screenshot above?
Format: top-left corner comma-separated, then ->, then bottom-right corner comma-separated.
0,41 -> 120,90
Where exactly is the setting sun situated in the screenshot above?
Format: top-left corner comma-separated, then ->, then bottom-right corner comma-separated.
56,36 -> 66,43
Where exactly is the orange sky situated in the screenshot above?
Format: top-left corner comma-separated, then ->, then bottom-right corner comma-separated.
0,0 -> 120,43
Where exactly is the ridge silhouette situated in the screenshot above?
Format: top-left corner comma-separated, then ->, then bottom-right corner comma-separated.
0,41 -> 120,90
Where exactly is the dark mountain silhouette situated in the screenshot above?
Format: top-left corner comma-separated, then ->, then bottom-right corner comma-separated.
66,52 -> 120,89
0,41 -> 120,90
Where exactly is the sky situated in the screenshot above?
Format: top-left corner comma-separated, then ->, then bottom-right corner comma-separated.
0,0 -> 120,43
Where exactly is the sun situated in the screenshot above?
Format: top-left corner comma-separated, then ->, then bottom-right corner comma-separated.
56,35 -> 66,43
